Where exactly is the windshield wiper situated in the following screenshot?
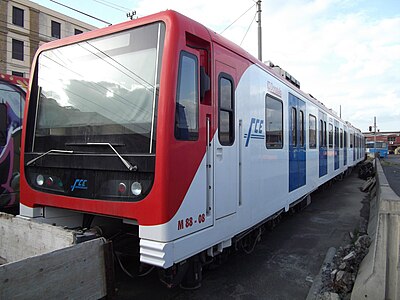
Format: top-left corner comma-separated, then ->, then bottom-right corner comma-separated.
67,142 -> 137,171
26,149 -> 74,166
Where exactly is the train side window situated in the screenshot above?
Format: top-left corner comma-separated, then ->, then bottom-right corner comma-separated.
350,133 -> 354,148
299,110 -> 304,146
291,107 -> 297,145
309,114 -> 316,149
0,104 -> 7,146
324,121 -> 327,147
344,131 -> 347,148
328,123 -> 333,148
265,95 -> 283,149
340,128 -> 343,148
218,74 -> 234,146
175,51 -> 199,141
319,120 -> 323,147
334,125 -> 339,148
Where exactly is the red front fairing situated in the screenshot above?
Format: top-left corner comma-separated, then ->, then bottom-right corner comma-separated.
20,11 -> 214,226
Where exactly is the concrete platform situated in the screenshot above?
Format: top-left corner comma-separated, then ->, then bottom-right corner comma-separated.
351,159 -> 400,300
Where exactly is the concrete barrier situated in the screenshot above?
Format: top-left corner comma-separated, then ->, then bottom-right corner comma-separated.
351,159 -> 400,300
0,213 -> 114,299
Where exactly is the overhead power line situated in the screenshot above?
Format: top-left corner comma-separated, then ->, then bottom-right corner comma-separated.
91,0 -> 126,13
240,12 -> 257,46
92,0 -> 132,12
220,4 -> 255,34
49,0 -> 112,26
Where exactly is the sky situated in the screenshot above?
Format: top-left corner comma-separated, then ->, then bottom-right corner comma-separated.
30,0 -> 400,132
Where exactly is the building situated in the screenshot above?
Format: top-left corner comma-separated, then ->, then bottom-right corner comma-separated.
363,131 -> 400,153
0,0 -> 97,78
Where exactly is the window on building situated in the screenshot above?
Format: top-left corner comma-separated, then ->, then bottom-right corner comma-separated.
329,123 -> 333,148
12,39 -> 24,61
51,21 -> 61,39
175,51 -> 198,141
12,6 -> 24,27
218,74 -> 234,146
266,95 -> 283,149
309,114 -> 316,149
0,104 -> 7,146
12,71 -> 24,77
74,29 -> 83,35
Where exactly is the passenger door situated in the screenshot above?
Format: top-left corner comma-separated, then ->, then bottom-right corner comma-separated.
214,60 -> 238,219
289,94 -> 306,192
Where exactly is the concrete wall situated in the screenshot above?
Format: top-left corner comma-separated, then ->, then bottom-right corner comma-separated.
0,213 -> 111,299
351,159 -> 400,299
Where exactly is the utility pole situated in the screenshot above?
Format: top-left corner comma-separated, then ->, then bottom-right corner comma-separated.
256,0 -> 262,61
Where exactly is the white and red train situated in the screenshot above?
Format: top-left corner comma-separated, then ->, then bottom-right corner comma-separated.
20,10 -> 364,286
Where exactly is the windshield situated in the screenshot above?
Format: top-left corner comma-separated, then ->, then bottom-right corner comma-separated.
366,141 -> 387,149
32,22 -> 165,154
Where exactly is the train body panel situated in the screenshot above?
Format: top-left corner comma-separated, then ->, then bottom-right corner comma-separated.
20,10 -> 365,274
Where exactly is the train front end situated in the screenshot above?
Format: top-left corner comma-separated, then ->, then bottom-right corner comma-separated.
21,13 -> 181,228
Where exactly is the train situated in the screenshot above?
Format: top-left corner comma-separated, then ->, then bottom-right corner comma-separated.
365,141 -> 388,158
20,10 -> 364,287
0,73 -> 28,212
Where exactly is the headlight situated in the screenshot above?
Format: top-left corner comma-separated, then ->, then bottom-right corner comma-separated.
36,174 -> 44,186
131,182 -> 142,196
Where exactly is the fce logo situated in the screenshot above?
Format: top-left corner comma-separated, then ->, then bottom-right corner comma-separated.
244,117 -> 264,147
71,179 -> 88,191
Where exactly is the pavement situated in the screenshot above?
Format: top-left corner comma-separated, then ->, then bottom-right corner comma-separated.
115,170 -> 366,299
380,154 -> 400,197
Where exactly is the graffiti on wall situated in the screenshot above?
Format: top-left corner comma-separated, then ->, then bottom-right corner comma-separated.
0,73 -> 28,209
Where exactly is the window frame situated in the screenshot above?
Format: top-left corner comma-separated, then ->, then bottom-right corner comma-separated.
0,104 -> 7,146
174,50 -> 199,141
218,73 -> 235,146
265,94 -> 283,149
